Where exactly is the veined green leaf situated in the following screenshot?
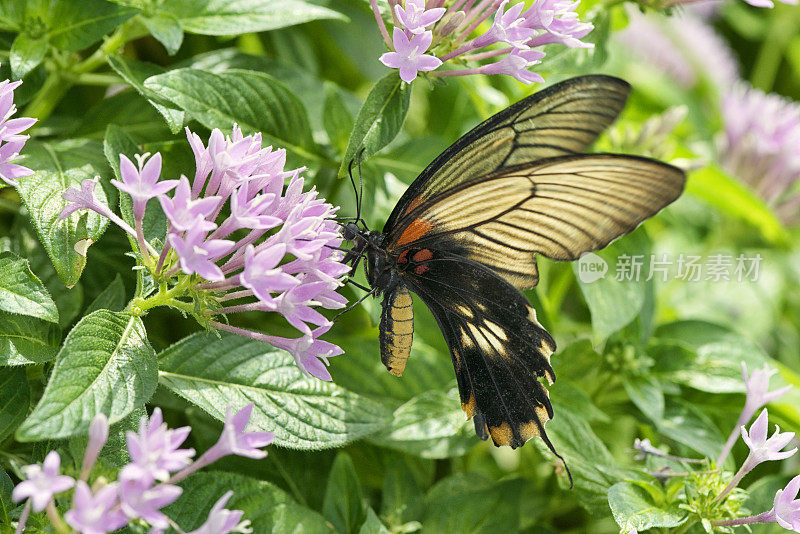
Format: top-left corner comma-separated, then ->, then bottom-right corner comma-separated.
166,471 -> 333,533
157,332 -> 391,449
140,13 -> 183,55
44,0 -> 137,53
0,366 -> 30,441
144,68 -> 318,166
339,74 -> 411,177
16,310 -> 157,441
10,32 -> 47,79
15,139 -> 112,287
323,453 -> 366,534
84,274 -> 126,314
608,481 -> 686,532
158,0 -> 345,36
0,251 -> 59,323
0,311 -> 61,366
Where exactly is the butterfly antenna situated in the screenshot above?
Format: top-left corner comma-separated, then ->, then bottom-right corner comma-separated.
356,148 -> 365,228
347,155 -> 361,224
333,287 -> 376,321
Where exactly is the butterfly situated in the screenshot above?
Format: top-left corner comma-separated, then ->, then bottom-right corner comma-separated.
340,75 -> 686,472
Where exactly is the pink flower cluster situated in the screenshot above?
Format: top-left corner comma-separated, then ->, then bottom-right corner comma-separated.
12,405 -> 270,534
60,126 -> 349,380
372,0 -> 593,83
0,68 -> 36,187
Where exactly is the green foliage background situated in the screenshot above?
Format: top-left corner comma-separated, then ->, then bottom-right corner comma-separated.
0,0 -> 799,532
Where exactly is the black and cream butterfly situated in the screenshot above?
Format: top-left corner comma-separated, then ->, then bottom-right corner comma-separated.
341,75 -> 685,471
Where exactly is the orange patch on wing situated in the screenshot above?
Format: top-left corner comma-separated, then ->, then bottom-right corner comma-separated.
402,195 -> 426,216
489,422 -> 514,446
412,249 -> 433,262
461,394 -> 476,418
395,218 -> 434,247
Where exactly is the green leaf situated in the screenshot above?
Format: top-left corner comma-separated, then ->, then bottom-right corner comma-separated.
574,228 -> 652,342
159,0 -> 345,36
323,82 -> 355,154
84,274 -> 126,314
166,471 -> 333,533
44,0 -> 137,53
608,481 -> 686,532
623,376 -> 665,422
144,68 -> 317,166
422,473 -> 522,534
157,332 -> 390,449
140,13 -> 183,55
369,388 -> 475,459
324,453 -> 365,534
0,366 -> 30,441
360,508 -> 390,534
15,139 -> 112,287
67,405 -> 144,471
103,124 -> 167,245
686,164 -> 790,245
0,467 -> 13,525
106,54 -> 186,133
16,310 -> 158,441
339,74 -> 411,177
0,251 -> 59,323
10,32 -> 47,79
656,399 -> 724,459
652,320 -> 768,393
0,311 -> 61,365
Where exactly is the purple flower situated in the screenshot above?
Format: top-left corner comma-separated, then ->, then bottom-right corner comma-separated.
741,409 -> 797,467
719,85 -> 800,225
60,178 -> 106,219
488,0 -> 537,47
616,11 -> 738,92
525,0 -> 594,48
0,77 -> 36,187
380,28 -> 442,83
204,404 -> 274,463
12,451 -> 75,512
743,0 -> 797,8
481,49 -> 545,84
239,243 -> 301,305
714,475 -> 800,530
169,224 -> 234,282
118,476 -> 182,529
64,482 -> 128,534
395,0 -> 445,34
121,408 -> 195,484
265,325 -> 344,381
159,175 -> 219,232
188,491 -> 248,534
80,413 -> 109,481
719,363 -> 793,464
717,409 -> 797,501
112,153 -> 178,219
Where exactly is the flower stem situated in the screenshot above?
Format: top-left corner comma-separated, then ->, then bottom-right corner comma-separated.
369,0 -> 393,49
46,501 -> 70,534
128,276 -> 193,315
716,455 -> 753,502
713,510 -> 774,527
14,501 -> 30,534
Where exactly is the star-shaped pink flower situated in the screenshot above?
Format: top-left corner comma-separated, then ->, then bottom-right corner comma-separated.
380,27 -> 442,83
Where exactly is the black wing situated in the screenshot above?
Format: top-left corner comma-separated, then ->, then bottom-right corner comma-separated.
383,75 -> 632,233
386,154 -> 685,288
399,247 -> 565,467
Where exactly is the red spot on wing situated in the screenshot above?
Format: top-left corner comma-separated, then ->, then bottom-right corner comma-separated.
402,195 -> 427,216
414,265 -> 430,275
412,249 -> 433,262
394,218 -> 434,248
397,250 -> 409,263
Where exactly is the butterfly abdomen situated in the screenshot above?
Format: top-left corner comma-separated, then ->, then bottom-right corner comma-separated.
379,285 -> 414,377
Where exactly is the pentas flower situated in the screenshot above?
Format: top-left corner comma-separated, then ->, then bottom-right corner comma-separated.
714,475 -> 800,530
372,0 -> 593,84
12,451 -> 75,512
718,363 -> 793,464
60,124 -> 348,377
719,85 -> 800,226
743,0 -> 797,8
616,10 -> 739,93
13,405 -> 270,533
64,482 -> 128,534
0,72 -> 36,187
717,409 -> 797,501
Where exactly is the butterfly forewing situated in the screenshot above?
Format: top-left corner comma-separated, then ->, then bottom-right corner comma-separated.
383,75 -> 632,233
387,155 -> 685,289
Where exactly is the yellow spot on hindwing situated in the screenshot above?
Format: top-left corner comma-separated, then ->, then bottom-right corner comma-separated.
461,394 -> 476,418
489,422 -> 514,446
519,422 -> 540,441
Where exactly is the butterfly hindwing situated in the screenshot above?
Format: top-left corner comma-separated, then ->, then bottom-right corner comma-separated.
398,248 -> 560,453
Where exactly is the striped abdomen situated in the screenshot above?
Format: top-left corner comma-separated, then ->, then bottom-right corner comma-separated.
379,285 -> 414,376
